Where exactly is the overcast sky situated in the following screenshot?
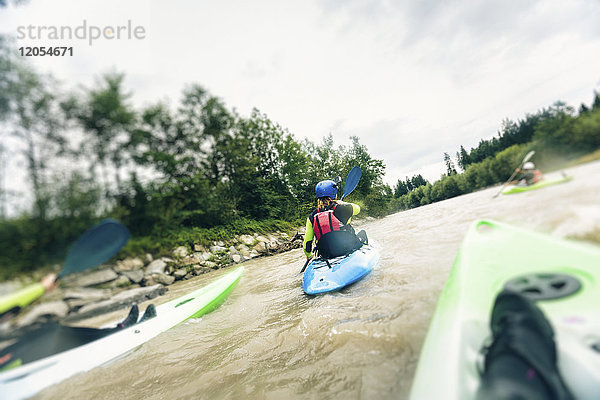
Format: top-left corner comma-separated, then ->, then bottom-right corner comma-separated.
2,0 -> 600,196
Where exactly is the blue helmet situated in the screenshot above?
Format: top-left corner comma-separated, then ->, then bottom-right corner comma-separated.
315,180 -> 338,199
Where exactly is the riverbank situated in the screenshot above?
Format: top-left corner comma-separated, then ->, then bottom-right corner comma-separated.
0,228 -> 305,338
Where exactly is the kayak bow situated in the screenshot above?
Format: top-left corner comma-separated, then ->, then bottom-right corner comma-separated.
303,245 -> 379,295
410,220 -> 600,400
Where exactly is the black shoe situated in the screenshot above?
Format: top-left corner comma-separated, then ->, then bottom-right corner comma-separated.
477,290 -> 574,400
490,290 -> 555,353
138,304 -> 156,323
357,230 -> 368,245
118,305 -> 139,329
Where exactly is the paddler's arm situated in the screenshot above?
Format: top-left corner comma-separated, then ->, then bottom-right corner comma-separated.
0,283 -> 46,316
336,200 -> 360,223
302,218 -> 314,258
0,273 -> 57,317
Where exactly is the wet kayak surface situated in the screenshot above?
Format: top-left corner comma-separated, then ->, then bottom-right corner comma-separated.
36,160 -> 600,400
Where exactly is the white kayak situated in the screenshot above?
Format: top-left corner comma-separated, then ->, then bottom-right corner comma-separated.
0,266 -> 243,399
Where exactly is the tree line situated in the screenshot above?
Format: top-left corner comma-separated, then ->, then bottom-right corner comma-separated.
390,95 -> 600,211
0,39 -> 388,277
2,30 -> 600,278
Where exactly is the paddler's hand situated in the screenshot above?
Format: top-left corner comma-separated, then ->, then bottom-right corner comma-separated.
41,273 -> 58,292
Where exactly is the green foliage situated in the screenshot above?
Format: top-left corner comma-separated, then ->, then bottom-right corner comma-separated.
460,114 -> 538,168
533,101 -> 600,155
64,73 -> 136,199
392,95 -> 600,213
0,55 -> 390,277
444,152 -> 457,176
119,218 -> 298,258
363,185 -> 393,217
394,174 -> 429,197
0,40 -> 67,220
456,145 -> 470,171
0,171 -> 104,279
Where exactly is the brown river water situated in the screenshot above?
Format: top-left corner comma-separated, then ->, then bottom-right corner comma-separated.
35,160 -> 600,400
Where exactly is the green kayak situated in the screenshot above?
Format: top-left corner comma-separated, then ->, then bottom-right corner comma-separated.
502,175 -> 573,194
410,220 -> 600,400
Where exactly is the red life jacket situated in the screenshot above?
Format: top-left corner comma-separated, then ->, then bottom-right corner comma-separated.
312,204 -> 343,240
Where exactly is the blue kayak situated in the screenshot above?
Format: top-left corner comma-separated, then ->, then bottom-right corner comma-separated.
302,245 -> 380,295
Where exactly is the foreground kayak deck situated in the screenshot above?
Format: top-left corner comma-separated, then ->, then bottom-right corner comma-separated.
410,220 -> 600,400
303,244 -> 380,295
0,266 -> 243,400
502,174 -> 573,194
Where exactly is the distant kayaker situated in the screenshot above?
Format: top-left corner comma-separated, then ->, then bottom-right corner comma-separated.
516,162 -> 543,185
303,179 -> 368,260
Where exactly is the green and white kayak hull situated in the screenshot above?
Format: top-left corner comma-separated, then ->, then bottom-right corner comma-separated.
0,266 -> 243,400
410,220 -> 600,400
502,175 -> 573,194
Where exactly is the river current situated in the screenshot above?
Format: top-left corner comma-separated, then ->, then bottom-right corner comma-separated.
37,160 -> 600,400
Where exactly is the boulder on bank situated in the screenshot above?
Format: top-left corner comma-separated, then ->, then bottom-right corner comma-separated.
63,287 -> 111,309
179,255 -> 201,266
253,242 -> 268,254
249,250 -> 260,258
109,275 -> 132,288
173,268 -> 188,279
204,261 -> 218,269
193,243 -> 206,252
267,240 -> 280,252
193,265 -> 212,275
210,245 -> 227,253
173,246 -> 188,258
114,258 -> 144,272
239,234 -> 255,245
5,229 -> 303,333
145,259 -> 167,274
143,273 -> 175,286
62,269 -> 119,288
121,269 -> 144,284
17,301 -> 69,327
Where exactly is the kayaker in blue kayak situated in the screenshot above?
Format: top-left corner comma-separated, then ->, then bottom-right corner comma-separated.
516,162 -> 543,185
303,179 -> 368,260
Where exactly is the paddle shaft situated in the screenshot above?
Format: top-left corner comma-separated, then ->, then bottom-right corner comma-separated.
300,258 -> 311,274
